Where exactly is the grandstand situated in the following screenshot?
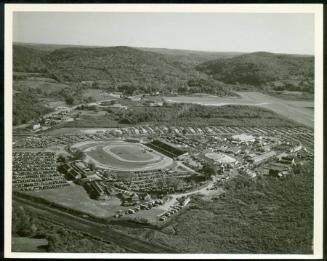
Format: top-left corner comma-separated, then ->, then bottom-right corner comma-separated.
145,139 -> 186,158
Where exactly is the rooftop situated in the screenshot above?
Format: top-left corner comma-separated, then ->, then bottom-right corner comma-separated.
205,152 -> 236,163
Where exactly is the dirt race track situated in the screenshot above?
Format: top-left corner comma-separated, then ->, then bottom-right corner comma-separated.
72,140 -> 174,171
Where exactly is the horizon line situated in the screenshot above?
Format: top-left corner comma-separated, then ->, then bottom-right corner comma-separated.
13,41 -> 315,56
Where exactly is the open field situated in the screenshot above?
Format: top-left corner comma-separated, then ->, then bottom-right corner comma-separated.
72,140 -> 174,171
25,184 -> 128,218
83,88 -> 119,102
267,91 -> 314,101
13,196 -> 175,253
12,237 -> 48,252
163,92 -> 314,128
45,128 -> 93,135
79,110 -> 107,117
109,145 -> 155,161
14,78 -> 70,94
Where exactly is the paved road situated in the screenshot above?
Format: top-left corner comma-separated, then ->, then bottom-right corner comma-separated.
13,196 -> 176,253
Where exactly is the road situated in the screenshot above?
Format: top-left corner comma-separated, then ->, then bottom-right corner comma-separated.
159,175 -> 220,211
13,195 -> 176,253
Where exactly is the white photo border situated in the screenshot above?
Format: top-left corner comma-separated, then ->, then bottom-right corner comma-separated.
4,3 -> 324,259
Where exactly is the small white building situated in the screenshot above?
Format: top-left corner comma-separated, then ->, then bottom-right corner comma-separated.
232,133 -> 255,143
32,123 -> 41,130
290,145 -> 302,153
110,103 -> 128,110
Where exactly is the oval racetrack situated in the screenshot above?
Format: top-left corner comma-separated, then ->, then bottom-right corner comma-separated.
71,140 -> 174,172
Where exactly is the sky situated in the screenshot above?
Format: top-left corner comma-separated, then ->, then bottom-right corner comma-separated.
13,12 -> 314,55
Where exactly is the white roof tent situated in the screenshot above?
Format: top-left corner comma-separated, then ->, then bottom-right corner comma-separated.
205,152 -> 236,164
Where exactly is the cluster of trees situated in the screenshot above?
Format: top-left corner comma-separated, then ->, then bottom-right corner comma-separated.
181,78 -> 230,95
12,203 -> 125,253
63,102 -> 298,128
201,163 -> 217,179
114,104 -> 298,127
54,83 -> 95,106
12,205 -> 38,237
153,161 -> 314,253
13,78 -> 96,126
73,148 -> 86,161
13,88 -> 53,125
271,80 -> 314,93
196,52 -> 314,92
13,45 -> 48,73
116,107 -> 171,124
155,176 -> 184,192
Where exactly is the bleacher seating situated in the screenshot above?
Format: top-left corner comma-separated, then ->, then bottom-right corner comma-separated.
145,140 -> 186,158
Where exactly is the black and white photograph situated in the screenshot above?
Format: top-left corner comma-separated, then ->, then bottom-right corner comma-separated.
4,3 -> 323,259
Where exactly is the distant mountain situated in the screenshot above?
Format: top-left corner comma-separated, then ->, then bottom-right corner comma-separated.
196,52 -> 314,90
14,42 -> 100,52
13,43 -> 314,94
138,47 -> 242,65
14,42 -> 242,64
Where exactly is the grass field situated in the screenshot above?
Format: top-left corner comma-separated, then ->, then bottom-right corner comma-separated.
109,145 -> 154,161
83,88 -> 118,102
14,78 -> 69,94
163,92 -> 314,128
12,237 -> 48,252
25,184 -> 129,218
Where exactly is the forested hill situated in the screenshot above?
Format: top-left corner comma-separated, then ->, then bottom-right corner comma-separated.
44,46 -> 198,82
13,44 -> 231,95
13,45 -> 49,73
13,43 -> 314,94
196,52 -> 314,92
138,47 -> 242,65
